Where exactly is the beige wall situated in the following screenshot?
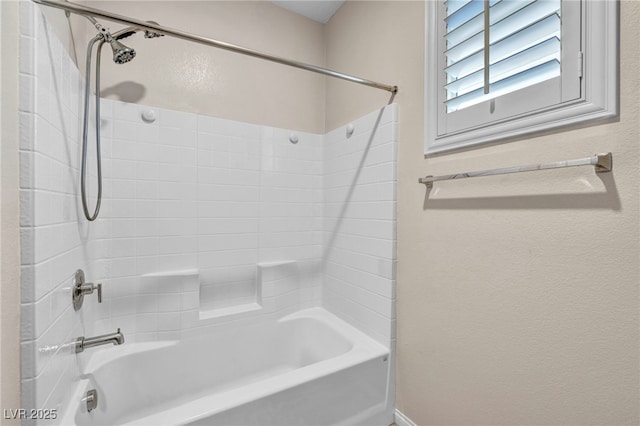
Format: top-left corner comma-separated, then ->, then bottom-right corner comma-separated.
327,1 -> 639,425
8,0 -> 639,423
0,1 -> 22,423
68,0 -> 326,133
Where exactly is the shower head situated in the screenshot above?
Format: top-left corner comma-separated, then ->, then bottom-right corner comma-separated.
95,19 -> 165,64
109,38 -> 136,64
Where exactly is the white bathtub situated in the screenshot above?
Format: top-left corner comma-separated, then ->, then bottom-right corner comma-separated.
60,308 -> 392,426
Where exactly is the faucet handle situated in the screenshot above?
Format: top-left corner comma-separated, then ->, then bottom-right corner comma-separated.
73,269 -> 104,310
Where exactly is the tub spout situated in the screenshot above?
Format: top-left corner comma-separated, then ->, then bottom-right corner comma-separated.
75,328 -> 125,353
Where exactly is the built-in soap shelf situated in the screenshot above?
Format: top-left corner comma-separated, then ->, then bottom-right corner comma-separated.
199,261 -> 299,320
140,262 -> 299,323
139,269 -> 199,293
199,302 -> 262,320
257,261 -> 299,299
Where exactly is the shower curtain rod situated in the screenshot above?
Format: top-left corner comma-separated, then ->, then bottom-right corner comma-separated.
32,0 -> 399,94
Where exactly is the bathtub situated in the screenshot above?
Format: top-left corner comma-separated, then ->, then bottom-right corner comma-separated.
59,308 -> 392,426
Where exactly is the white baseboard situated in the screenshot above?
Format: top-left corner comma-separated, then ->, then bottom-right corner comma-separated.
394,409 -> 417,426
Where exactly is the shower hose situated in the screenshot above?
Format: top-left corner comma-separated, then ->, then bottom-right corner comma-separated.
80,34 -> 104,221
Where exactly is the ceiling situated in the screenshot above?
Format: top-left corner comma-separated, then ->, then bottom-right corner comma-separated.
269,1 -> 345,24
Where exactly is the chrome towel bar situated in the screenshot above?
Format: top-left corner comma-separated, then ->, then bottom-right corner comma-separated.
419,153 -> 612,188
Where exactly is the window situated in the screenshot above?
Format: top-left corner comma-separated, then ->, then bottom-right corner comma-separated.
425,0 -> 618,155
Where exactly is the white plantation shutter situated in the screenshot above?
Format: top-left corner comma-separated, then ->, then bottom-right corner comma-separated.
444,0 -> 562,113
423,0 -> 622,155
435,0 -> 583,138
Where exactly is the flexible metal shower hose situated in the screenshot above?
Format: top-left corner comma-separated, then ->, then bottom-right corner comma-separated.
80,34 -> 103,221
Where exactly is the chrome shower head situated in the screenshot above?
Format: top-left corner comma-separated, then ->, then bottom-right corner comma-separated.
109,38 -> 136,64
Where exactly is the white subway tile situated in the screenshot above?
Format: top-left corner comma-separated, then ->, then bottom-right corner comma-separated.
198,218 -> 258,235
111,139 -> 137,160
110,159 -> 138,180
20,35 -> 35,75
110,179 -> 137,200
156,312 -> 181,331
157,219 -> 197,236
136,313 -> 158,332
155,253 -> 196,271
157,236 -> 196,255
135,161 -> 159,181
198,249 -> 257,268
135,200 -> 158,218
160,108 -> 197,129
181,292 -> 199,311
20,1 -> 35,37
113,101 -> 141,122
136,256 -> 159,276
157,293 -> 182,312
198,234 -> 258,252
135,293 -> 158,312
324,275 -> 393,318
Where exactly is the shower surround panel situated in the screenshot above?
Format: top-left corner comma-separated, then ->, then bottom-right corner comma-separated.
96,99 -> 324,338
323,108 -> 397,346
19,2 -> 92,416
19,3 -> 396,424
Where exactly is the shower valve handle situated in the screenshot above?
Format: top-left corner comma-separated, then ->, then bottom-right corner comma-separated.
72,269 -> 103,310
95,283 -> 103,303
80,282 -> 102,302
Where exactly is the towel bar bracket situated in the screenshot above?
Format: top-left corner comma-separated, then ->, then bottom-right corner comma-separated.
595,152 -> 612,173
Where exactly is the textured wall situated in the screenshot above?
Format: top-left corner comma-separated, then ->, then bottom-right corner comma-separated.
66,0 -> 327,134
326,1 -> 639,425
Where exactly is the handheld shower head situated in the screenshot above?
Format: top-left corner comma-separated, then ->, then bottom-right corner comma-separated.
109,39 -> 136,64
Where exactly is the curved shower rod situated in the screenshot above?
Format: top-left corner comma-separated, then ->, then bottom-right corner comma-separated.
32,0 -> 399,94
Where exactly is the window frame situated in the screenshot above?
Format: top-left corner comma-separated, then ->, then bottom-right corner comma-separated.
424,0 -> 619,156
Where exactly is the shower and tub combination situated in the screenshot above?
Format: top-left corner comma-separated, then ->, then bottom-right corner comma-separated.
20,1 -> 398,425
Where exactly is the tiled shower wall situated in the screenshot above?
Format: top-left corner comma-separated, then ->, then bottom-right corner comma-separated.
95,99 -> 324,340
19,2 -> 396,419
323,107 -> 397,346
19,2 -> 91,416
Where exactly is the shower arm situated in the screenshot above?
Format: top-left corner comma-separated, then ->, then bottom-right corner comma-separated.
80,10 -> 116,42
33,0 -> 399,94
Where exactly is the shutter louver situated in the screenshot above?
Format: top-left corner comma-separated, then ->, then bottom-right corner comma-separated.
444,0 -> 561,113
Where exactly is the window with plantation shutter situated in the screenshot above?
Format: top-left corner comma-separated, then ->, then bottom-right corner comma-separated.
425,0 -> 619,155
445,0 -> 563,113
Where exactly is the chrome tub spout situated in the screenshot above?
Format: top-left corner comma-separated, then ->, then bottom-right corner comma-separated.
75,328 -> 125,353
